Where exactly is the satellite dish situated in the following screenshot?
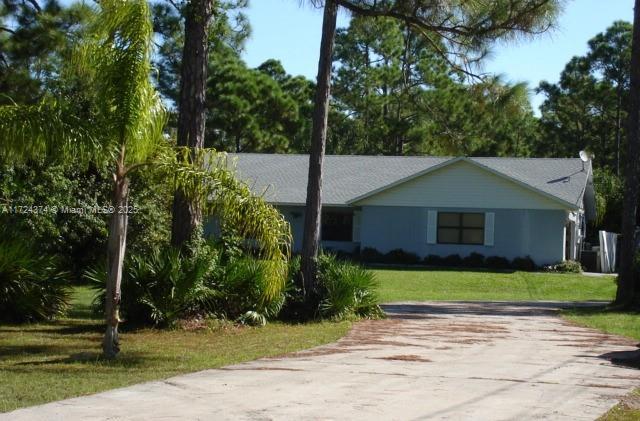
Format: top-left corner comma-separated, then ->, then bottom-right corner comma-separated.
579,150 -> 589,162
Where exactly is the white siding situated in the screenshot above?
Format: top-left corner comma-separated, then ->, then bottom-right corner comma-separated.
355,160 -> 566,210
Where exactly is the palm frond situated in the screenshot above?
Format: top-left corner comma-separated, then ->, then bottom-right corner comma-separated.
154,147 -> 292,306
0,98 -> 98,163
76,0 -> 166,163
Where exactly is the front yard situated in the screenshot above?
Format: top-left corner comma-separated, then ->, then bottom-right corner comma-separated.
0,287 -> 350,413
2,269 -> 638,416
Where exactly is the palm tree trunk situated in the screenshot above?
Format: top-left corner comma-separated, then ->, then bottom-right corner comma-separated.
103,171 -> 129,359
300,0 -> 338,297
615,0 -> 640,308
171,0 -> 213,247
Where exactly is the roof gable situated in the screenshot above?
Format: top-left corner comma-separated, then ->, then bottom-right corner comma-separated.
350,158 -> 577,210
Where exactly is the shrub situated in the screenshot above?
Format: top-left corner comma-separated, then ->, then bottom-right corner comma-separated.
384,248 -> 420,265
215,257 -> 286,325
317,254 -> 383,320
442,254 -> 463,267
462,252 -> 485,268
423,254 -> 444,266
485,256 -> 511,270
0,237 -> 71,322
544,260 -> 583,273
360,247 -> 384,263
90,238 -> 289,327
512,256 -> 537,271
89,243 -> 221,327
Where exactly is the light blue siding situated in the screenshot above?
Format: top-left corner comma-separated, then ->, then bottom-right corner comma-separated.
359,206 -> 566,266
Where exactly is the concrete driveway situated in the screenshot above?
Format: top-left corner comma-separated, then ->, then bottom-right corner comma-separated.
3,301 -> 639,421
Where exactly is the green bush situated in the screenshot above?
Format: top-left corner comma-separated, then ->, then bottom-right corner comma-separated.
214,257 -> 286,325
423,254 -> 444,266
89,242 -> 221,327
360,247 -> 384,263
544,260 -> 583,273
0,237 -> 71,322
384,249 -> 420,265
89,238 -> 288,327
317,254 -> 383,320
462,252 -> 485,268
485,256 -> 511,270
512,256 -> 537,271
442,254 -> 463,267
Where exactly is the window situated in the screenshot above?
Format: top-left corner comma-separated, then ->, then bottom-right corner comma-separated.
437,212 -> 484,245
321,212 -> 353,242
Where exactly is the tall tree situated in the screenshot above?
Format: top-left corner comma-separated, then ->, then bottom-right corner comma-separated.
299,0 -> 562,299
331,16 -> 538,157
170,0 -> 214,247
615,1 -> 640,308
300,0 -> 339,297
536,22 -> 632,173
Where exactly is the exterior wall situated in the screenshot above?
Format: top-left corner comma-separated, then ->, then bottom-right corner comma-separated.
355,160 -> 567,210
278,205 -> 359,254
359,206 -> 567,266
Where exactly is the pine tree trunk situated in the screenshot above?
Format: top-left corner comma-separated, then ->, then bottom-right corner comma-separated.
103,173 -> 129,359
615,0 -> 640,307
171,0 -> 213,247
300,0 -> 338,297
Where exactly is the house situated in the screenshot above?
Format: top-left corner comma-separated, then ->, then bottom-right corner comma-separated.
227,154 -> 596,266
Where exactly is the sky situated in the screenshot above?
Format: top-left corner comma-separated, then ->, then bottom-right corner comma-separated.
242,0 -> 636,112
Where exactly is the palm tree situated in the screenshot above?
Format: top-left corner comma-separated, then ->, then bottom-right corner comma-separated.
299,0 -> 562,300
0,0 -> 290,358
615,0 -> 640,308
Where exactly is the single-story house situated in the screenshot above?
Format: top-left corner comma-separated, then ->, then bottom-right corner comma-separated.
227,154 -> 596,266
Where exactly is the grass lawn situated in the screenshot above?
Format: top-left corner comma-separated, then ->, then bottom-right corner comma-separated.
0,287 -> 350,413
564,306 -> 640,420
374,268 -> 617,302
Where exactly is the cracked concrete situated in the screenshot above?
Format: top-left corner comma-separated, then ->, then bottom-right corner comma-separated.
3,301 -> 639,420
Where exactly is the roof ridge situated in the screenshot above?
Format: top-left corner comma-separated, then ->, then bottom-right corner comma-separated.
230,153 -> 581,160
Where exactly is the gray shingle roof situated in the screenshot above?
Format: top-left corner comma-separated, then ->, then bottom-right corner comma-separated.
228,153 -> 591,209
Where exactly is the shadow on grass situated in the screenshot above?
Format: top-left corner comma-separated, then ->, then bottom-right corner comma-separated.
365,264 -> 517,274
10,352 -> 150,368
382,301 -> 607,318
0,322 -> 103,336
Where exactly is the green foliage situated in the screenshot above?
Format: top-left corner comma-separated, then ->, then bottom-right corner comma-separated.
536,21 -> 632,175
511,256 -> 537,272
206,56 -> 302,153
215,258 -> 286,325
0,162 -> 110,279
462,252 -> 485,268
544,260 -> 583,273
316,254 -> 383,320
383,249 -> 421,265
485,256 -> 511,270
593,168 -> 624,232
329,15 -> 539,156
0,0 -> 92,105
89,238 -> 289,327
88,242 -> 221,327
0,235 -> 71,322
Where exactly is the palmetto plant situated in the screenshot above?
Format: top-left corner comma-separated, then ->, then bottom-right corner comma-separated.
0,235 -> 71,322
0,0 -> 290,358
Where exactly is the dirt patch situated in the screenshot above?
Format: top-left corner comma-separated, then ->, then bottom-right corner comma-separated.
374,354 -> 432,363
